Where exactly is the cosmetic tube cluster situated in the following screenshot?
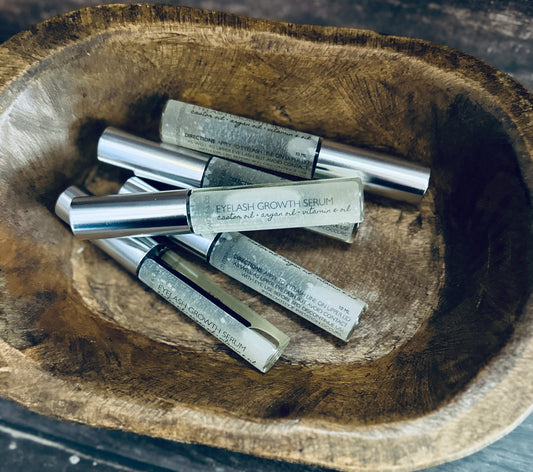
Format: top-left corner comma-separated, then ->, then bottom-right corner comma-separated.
55,99 -> 430,373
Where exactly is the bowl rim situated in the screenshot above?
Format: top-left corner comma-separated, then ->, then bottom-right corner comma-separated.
0,4 -> 532,471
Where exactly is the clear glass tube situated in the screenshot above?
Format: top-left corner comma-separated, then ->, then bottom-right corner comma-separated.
202,156 -> 285,187
160,99 -> 431,202
208,233 -> 367,341
187,177 -> 364,235
161,100 -> 320,178
138,247 -> 289,373
203,157 -> 359,243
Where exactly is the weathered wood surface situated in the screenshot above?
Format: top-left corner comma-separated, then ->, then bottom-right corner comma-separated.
0,4 -> 532,472
1,0 -> 532,92
2,393 -> 532,472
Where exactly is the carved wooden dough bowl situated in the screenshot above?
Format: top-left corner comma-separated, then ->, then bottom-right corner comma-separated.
0,4 -> 532,471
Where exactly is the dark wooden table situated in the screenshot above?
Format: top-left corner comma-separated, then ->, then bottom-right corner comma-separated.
1,1 -> 532,471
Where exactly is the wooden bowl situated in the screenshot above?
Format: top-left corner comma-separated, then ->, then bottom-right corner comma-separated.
1,4 -> 532,471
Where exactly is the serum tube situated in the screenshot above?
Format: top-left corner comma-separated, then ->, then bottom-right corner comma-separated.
97,127 -> 358,242
160,99 -> 430,203
55,186 -> 289,373
68,177 -> 364,239
121,177 -> 367,341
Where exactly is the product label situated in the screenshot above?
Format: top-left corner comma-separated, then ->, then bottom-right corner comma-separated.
188,177 -> 364,235
203,157 -> 358,242
138,258 -> 278,370
203,157 -> 286,187
160,100 -> 320,178
209,233 -> 367,341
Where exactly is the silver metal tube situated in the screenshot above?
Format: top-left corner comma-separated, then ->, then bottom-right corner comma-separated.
98,127 -> 210,188
55,186 -> 159,273
69,190 -> 190,239
315,140 -> 430,204
92,237 -> 158,274
120,177 -> 216,260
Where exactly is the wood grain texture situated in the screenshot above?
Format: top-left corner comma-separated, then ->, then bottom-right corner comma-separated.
1,0 -> 532,92
2,393 -> 533,472
0,4 -> 532,471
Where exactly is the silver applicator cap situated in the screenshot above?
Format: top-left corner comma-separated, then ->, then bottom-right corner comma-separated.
316,140 -> 430,204
120,176 -> 217,260
69,189 -> 190,239
55,186 -> 158,274
98,126 -> 210,188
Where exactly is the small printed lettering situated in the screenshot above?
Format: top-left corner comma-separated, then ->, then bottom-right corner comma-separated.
214,197 -> 335,215
216,202 -> 254,213
184,132 -> 216,144
216,212 -> 243,222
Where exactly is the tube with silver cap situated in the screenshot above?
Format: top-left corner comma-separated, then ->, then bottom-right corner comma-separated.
55,186 -> 289,373
68,177 -> 364,239
97,127 -> 359,243
160,99 -> 430,204
120,177 -> 368,341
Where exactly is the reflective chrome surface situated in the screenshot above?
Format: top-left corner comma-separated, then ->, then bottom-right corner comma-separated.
119,175 -> 161,194
54,185 -> 83,224
94,237 -> 159,274
120,177 -> 217,260
55,186 -> 159,273
69,190 -> 190,239
315,139 -> 430,204
98,127 -> 210,188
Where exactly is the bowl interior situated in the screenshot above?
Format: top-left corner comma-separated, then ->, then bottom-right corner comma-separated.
0,8 -> 531,432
